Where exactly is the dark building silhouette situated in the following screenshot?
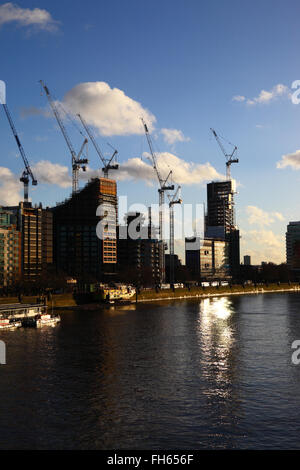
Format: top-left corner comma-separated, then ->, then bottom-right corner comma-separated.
52,178 -> 117,281
206,180 -> 240,278
118,212 -> 162,286
3,202 -> 53,282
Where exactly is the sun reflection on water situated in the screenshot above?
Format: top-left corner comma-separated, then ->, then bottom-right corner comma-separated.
197,297 -> 236,396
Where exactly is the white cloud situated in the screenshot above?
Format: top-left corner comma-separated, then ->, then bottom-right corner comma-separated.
62,81 -> 156,136
161,128 -> 190,145
240,228 -> 285,265
277,150 -> 300,170
0,167 -> 22,205
233,83 -> 290,106
0,161 -> 72,206
81,152 -> 224,187
32,160 -> 71,188
246,205 -> 284,227
232,95 -> 245,102
0,2 -> 60,32
115,152 -> 224,186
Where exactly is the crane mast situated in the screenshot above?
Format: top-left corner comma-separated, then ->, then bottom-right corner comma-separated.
168,185 -> 182,286
2,103 -> 37,202
77,114 -> 118,178
39,80 -> 88,194
210,128 -> 238,180
142,118 -> 174,284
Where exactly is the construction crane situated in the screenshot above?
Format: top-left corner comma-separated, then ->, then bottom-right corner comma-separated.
1,103 -> 37,202
210,128 -> 238,180
168,185 -> 182,286
77,113 -> 118,178
141,118 -> 174,284
39,80 -> 88,194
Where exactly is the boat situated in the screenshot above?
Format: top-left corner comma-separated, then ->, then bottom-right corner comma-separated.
0,318 -> 22,330
36,314 -> 61,328
99,284 -> 136,303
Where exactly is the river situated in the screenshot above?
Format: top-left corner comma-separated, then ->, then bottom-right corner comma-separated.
0,292 -> 300,450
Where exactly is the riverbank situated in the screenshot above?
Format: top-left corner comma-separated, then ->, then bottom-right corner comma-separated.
137,283 -> 300,303
0,283 -> 300,309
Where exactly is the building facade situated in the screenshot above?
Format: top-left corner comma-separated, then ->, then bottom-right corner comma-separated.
185,236 -> 230,280
206,180 -> 240,278
0,208 -> 21,287
52,177 -> 117,281
5,202 -> 53,282
244,255 -> 251,266
286,221 -> 300,276
118,212 -> 162,285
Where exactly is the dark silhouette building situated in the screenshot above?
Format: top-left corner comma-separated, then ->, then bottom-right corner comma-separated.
206,180 -> 240,278
52,178 -> 117,281
3,202 -> 53,282
118,212 -> 162,286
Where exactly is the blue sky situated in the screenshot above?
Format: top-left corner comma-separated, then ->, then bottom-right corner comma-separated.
1,0 -> 300,263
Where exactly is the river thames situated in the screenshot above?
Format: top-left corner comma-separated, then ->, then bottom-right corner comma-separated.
1,292 -> 300,450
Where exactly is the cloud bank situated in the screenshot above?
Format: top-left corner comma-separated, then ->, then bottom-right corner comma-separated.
246,205 -> 284,227
0,167 -> 22,205
161,128 -> 190,145
63,81 -> 156,136
233,83 -> 290,106
277,150 -> 300,170
0,2 -> 60,32
116,152 -> 224,186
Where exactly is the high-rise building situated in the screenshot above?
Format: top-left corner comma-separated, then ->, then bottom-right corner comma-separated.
286,222 -> 300,276
52,177 -> 117,281
118,212 -> 162,285
206,180 -> 240,278
3,203 -> 53,282
244,255 -> 251,266
185,236 -> 230,280
206,180 -> 236,232
0,208 -> 21,287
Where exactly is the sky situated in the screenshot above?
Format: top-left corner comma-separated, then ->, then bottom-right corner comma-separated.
1,0 -> 300,264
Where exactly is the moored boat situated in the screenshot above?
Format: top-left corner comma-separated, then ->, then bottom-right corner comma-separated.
99,284 -> 136,303
36,314 -> 61,328
0,318 -> 22,330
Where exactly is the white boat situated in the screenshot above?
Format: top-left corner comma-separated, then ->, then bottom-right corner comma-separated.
36,314 -> 61,328
0,318 -> 22,330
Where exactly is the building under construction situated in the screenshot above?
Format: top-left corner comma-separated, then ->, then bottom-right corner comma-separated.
52,177 -> 117,282
205,180 -> 240,278
117,212 -> 163,286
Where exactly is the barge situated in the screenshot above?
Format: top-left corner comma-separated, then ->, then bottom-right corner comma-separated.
0,303 -> 60,328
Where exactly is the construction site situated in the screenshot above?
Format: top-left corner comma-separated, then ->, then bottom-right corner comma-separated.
0,82 -> 241,294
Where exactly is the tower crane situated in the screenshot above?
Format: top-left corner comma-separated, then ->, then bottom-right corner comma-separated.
210,128 -> 238,180
141,118 -> 174,284
168,185 -> 182,286
39,80 -> 88,194
1,103 -> 37,203
77,113 -> 118,178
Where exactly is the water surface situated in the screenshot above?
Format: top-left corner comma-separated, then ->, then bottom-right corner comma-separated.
1,292 -> 300,449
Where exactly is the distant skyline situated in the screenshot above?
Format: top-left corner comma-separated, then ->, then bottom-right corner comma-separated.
1,0 -> 300,264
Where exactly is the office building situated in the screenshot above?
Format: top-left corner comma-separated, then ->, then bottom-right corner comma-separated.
118,212 -> 162,285
244,255 -> 251,266
52,177 -> 117,281
206,180 -> 240,278
185,236 -> 230,280
3,203 -> 53,282
286,222 -> 300,276
0,208 -> 21,287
